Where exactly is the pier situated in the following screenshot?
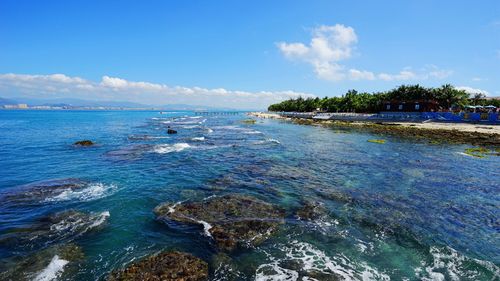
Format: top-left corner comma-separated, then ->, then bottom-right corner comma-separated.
195,111 -> 243,115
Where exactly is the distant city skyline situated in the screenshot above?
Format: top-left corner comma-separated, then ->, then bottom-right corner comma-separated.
1,0 -> 499,109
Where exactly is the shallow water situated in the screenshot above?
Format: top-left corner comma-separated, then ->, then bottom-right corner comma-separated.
0,110 -> 498,280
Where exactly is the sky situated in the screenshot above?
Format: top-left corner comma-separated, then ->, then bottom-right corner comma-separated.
0,0 -> 499,109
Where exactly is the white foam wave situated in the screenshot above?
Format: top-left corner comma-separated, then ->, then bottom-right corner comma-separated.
33,255 -> 69,281
46,183 -> 118,202
191,137 -> 205,141
416,246 -> 500,281
196,219 -> 213,237
168,202 -> 181,214
182,125 -> 200,129
243,130 -> 263,135
207,128 -> 214,133
255,241 -> 389,281
254,138 -> 281,145
153,143 -> 191,154
49,211 -> 110,234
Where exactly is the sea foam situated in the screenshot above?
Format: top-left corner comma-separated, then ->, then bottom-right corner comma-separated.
32,255 -> 69,281
45,183 -> 117,202
255,240 -> 390,281
153,143 -> 191,154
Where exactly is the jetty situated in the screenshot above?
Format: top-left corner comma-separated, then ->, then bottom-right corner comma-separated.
195,111 -> 243,115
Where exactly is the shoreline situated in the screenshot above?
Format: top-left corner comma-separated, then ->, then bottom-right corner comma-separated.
248,112 -> 500,147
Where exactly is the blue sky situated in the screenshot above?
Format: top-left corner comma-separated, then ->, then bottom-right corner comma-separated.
0,0 -> 499,109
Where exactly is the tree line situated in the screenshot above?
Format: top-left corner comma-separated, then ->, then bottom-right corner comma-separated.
268,84 -> 499,113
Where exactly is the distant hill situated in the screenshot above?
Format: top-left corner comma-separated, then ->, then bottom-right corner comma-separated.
0,97 -> 18,105
0,97 -> 246,110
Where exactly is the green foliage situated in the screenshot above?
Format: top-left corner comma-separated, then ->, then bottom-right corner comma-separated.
367,139 -> 386,144
267,84 -> 485,113
463,147 -> 498,158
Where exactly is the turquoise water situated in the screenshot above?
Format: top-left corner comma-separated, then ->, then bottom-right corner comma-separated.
0,110 -> 498,280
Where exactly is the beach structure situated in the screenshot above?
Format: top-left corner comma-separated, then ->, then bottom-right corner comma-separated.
382,100 -> 439,112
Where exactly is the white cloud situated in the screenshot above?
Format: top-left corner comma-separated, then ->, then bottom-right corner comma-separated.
471,77 -> 486,82
455,86 -> 490,96
277,24 -> 357,81
0,73 -> 314,109
348,69 -> 375,80
277,25 -> 453,82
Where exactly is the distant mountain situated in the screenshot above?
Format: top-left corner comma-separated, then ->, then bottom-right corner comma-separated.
0,97 -> 248,110
13,97 -> 154,108
0,97 -> 18,105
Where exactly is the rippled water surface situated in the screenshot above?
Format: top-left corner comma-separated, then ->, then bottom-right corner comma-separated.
0,110 -> 499,280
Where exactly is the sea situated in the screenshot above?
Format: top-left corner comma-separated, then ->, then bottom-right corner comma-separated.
0,110 -> 498,280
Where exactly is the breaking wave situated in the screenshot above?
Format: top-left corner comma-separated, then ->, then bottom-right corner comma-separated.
254,138 -> 281,145
153,143 -> 191,154
416,246 -> 500,281
32,255 -> 69,281
45,183 -> 118,202
49,211 -> 110,236
191,137 -> 205,141
255,240 -> 390,281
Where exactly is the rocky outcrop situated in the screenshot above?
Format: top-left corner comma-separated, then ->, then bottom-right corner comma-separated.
0,244 -> 84,281
154,194 -> 284,251
0,210 -> 109,249
108,251 -> 208,281
295,200 -> 328,221
74,140 -> 94,146
167,129 -> 177,134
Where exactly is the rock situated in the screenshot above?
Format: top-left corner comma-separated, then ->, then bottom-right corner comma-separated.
167,129 -> 177,134
108,251 -> 208,281
240,119 -> 256,124
0,178 -> 87,207
314,188 -> 354,205
0,243 -> 84,281
154,194 -> 285,251
295,200 -> 327,221
0,210 -> 109,249
367,139 -> 386,144
74,140 -> 94,146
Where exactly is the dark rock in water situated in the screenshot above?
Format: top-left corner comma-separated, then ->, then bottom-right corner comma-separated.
240,119 -> 256,124
295,200 -> 327,221
0,210 -> 109,250
154,194 -> 285,251
314,188 -> 355,205
74,140 -> 94,146
0,243 -> 84,281
0,178 -> 87,206
167,129 -> 177,134
108,251 -> 208,281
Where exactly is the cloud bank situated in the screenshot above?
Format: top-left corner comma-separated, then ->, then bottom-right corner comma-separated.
0,73 -> 314,109
455,86 -> 490,96
277,24 -> 452,82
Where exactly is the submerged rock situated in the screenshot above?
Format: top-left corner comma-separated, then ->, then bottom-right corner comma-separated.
240,119 -> 256,124
108,251 -> 208,281
295,200 -> 328,221
0,178 -> 87,206
154,194 -> 285,251
74,140 -> 94,146
0,243 -> 84,281
0,210 -> 109,249
367,139 -> 386,144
